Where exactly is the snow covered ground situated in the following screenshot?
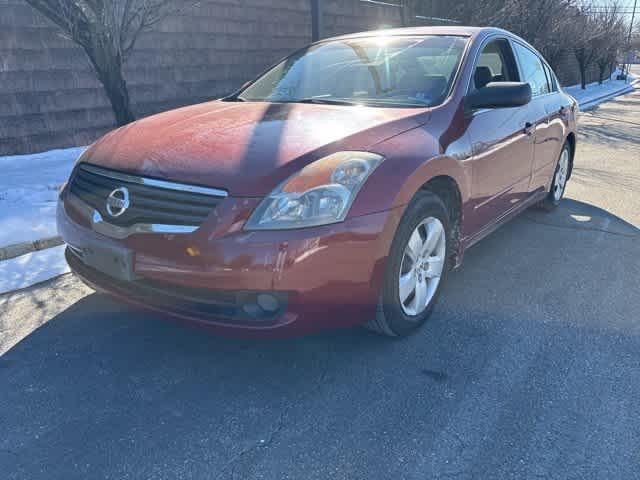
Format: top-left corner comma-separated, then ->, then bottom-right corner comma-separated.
0,146 -> 84,249
0,74 -> 637,293
564,71 -> 636,110
0,245 -> 69,294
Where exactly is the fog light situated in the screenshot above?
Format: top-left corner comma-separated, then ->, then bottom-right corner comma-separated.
257,294 -> 279,313
238,292 -> 284,320
242,303 -> 263,318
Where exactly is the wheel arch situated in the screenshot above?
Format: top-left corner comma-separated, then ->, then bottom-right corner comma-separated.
387,154 -> 470,269
381,165 -> 466,266
565,132 -> 576,180
419,175 -> 464,269
363,152 -> 472,296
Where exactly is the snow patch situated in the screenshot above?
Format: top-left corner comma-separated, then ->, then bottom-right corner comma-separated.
0,147 -> 84,249
564,70 -> 636,109
0,245 -> 70,294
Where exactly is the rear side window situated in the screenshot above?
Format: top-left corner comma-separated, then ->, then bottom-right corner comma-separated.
543,62 -> 558,92
513,42 -> 550,96
473,39 -> 519,90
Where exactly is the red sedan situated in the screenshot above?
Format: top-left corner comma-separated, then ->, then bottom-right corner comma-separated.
58,26 -> 577,337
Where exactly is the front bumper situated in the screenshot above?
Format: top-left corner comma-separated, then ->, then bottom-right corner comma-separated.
57,193 -> 403,336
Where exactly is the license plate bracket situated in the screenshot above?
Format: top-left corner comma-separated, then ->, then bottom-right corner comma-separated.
81,242 -> 136,282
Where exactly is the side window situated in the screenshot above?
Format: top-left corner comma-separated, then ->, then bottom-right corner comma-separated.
513,42 -> 550,96
543,62 -> 558,92
473,39 -> 519,90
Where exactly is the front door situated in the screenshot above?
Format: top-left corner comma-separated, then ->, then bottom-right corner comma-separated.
465,38 -> 535,236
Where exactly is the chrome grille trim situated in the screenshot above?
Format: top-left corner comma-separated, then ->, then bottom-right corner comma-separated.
80,163 -> 229,198
67,163 -> 227,234
64,192 -> 199,239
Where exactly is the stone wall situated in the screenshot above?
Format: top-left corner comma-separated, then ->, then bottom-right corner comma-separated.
1,0 -> 408,155
551,49 -> 602,87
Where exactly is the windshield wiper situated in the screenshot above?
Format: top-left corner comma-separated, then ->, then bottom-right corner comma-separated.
223,96 -> 361,106
221,94 -> 248,102
295,97 -> 360,106
296,97 -> 427,108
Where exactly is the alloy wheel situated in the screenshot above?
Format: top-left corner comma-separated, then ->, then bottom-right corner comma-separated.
553,148 -> 570,201
399,217 -> 446,316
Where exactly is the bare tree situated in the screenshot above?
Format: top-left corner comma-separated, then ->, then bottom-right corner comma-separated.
451,0 -> 634,87
499,0 -> 578,71
567,2 -> 629,89
454,0 -> 579,71
24,0 -> 189,125
569,10 -> 600,89
592,3 -> 626,83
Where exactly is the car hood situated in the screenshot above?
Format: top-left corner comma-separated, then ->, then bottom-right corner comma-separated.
82,100 -> 429,196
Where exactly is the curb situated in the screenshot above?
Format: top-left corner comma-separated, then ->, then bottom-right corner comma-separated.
578,84 -> 636,111
0,236 -> 64,261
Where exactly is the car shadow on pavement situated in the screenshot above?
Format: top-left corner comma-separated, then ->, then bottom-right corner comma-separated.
2,198 -> 639,479
522,198 -> 638,237
578,119 -> 640,146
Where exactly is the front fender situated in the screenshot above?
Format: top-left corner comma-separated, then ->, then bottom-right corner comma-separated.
349,126 -> 471,218
391,153 -> 471,209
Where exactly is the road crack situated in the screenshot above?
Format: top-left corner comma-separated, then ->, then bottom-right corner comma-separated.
221,341 -> 332,479
221,409 -> 288,479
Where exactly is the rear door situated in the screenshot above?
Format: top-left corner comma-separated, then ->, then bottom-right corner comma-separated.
511,42 -> 564,193
465,38 -> 535,235
536,62 -> 569,190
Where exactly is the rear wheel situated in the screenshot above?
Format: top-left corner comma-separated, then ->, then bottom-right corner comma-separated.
365,191 -> 451,337
540,142 -> 571,211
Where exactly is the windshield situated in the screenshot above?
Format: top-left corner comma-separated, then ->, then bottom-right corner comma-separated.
237,35 -> 468,108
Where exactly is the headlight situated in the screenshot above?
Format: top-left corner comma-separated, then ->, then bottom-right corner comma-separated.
244,151 -> 384,230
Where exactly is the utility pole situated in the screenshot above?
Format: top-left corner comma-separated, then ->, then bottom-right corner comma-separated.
400,0 -> 414,27
623,0 -> 637,78
311,0 -> 323,42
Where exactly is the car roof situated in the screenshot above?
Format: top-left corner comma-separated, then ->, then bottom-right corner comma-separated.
324,26 -> 509,42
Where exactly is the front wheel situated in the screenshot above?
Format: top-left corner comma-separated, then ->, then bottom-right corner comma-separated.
365,191 -> 451,337
540,142 -> 571,211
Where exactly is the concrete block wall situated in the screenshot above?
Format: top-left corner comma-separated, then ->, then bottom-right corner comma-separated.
323,0 -> 403,37
1,0 -> 406,155
1,0 -> 113,155
551,49 -> 602,87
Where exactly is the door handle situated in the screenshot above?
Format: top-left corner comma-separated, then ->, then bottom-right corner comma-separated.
524,122 -> 535,135
558,105 -> 566,115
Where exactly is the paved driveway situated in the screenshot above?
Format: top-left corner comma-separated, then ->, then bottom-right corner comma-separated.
1,81 -> 639,479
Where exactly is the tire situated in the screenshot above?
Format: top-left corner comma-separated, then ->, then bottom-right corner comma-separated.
365,190 -> 451,337
540,141 -> 571,211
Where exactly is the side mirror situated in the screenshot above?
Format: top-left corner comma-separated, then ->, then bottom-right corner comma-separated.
465,82 -> 532,110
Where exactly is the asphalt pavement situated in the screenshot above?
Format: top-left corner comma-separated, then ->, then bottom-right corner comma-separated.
1,76 -> 639,479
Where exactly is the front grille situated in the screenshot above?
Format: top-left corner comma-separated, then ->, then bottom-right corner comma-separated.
68,163 -> 226,227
